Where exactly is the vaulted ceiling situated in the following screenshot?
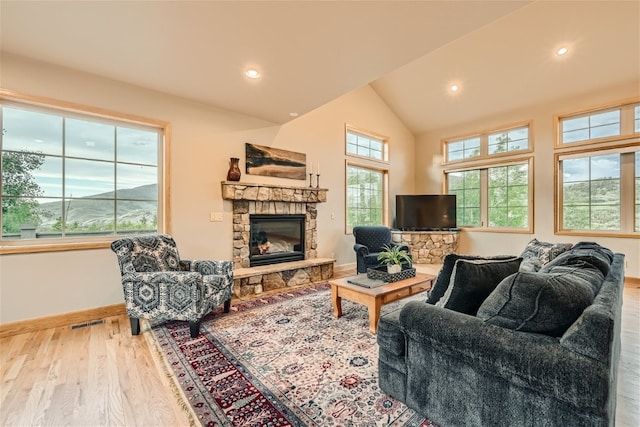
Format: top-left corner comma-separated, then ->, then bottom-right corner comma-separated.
1,1 -> 638,135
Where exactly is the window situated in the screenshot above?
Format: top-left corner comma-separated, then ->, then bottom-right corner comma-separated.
555,98 -> 639,237
344,125 -> 389,232
443,122 -> 531,163
447,137 -> 480,162
560,153 -> 621,230
1,91 -> 168,252
488,127 -> 529,155
446,160 -> 532,231
447,169 -> 480,226
345,163 -> 387,232
345,125 -> 388,162
556,100 -> 639,147
561,110 -> 620,143
443,122 -> 533,232
488,163 -> 529,228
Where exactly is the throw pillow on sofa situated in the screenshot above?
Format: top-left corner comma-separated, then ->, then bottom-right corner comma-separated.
519,238 -> 573,272
427,253 -> 519,304
477,264 -> 605,337
435,257 -> 523,315
539,241 -> 614,277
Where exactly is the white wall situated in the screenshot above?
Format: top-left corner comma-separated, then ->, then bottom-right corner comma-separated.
0,53 -> 415,323
416,80 -> 640,278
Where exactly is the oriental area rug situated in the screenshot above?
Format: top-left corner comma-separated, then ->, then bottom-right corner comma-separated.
148,283 -> 436,427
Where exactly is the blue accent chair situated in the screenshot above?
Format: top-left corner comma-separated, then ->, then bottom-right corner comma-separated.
111,234 -> 233,338
352,226 -> 411,273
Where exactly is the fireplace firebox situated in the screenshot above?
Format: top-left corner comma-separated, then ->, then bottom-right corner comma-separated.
249,214 -> 306,267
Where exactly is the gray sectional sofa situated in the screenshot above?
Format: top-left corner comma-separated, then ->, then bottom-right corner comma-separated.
377,241 -> 625,427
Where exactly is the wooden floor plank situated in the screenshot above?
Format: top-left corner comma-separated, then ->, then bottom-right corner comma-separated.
0,270 -> 637,426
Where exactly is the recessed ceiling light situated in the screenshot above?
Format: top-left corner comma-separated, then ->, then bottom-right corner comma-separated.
556,47 -> 569,56
450,84 -> 460,93
289,112 -> 299,117
245,68 -> 260,79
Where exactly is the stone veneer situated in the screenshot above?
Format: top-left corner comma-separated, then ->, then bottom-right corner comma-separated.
221,181 -> 333,297
391,230 -> 460,264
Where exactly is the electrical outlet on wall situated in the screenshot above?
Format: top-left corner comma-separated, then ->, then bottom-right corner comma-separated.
210,212 -> 223,222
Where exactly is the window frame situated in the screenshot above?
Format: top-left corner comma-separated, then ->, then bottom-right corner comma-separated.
345,124 -> 389,164
442,120 -> 534,165
554,97 -> 640,149
344,160 -> 389,234
0,89 -> 171,254
554,97 -> 640,238
443,156 -> 534,233
554,142 -> 639,238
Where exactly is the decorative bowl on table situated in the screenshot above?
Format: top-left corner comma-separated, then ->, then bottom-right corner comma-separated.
367,265 -> 416,283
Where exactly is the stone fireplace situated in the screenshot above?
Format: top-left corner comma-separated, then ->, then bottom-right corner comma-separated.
222,182 -> 334,297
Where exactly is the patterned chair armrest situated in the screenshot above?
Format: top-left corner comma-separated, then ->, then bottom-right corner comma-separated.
186,260 -> 234,278
354,243 -> 370,257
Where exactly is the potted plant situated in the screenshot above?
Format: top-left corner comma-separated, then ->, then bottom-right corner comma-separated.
377,244 -> 412,274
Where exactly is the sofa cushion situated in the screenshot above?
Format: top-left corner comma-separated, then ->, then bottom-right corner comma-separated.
435,257 -> 522,315
477,266 -> 604,337
540,241 -> 614,277
519,238 -> 573,272
427,253 -> 518,304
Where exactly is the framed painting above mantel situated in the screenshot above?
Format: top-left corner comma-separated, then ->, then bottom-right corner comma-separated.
245,143 -> 306,180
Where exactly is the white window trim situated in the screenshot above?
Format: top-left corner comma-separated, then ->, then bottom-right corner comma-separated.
0,88 -> 171,254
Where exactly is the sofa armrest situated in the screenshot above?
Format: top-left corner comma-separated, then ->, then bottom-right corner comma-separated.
353,243 -> 370,257
377,308 -> 405,356
399,301 -> 610,410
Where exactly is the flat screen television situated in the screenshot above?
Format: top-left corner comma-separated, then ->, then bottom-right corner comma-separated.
395,195 -> 457,230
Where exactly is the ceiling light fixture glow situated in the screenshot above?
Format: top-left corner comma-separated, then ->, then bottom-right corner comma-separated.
450,84 -> 460,93
556,47 -> 569,56
289,112 -> 299,117
245,69 -> 260,79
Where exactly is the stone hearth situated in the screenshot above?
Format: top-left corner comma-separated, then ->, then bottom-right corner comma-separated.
222,181 -> 334,297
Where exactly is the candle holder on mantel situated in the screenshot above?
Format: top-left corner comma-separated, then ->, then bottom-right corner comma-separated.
309,173 -> 313,187
316,174 -> 320,188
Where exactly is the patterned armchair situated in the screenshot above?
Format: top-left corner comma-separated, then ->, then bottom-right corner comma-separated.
110,234 -> 233,338
353,226 -> 411,273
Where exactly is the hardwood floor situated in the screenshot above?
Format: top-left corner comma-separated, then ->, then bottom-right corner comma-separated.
1,267 -> 638,426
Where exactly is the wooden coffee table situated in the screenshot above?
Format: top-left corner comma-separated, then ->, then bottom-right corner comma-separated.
330,272 -> 435,333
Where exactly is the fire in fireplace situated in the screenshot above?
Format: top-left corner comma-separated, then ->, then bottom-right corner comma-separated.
249,214 -> 306,267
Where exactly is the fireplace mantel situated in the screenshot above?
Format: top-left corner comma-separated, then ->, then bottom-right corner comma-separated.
221,181 -> 328,203
221,181 -> 329,269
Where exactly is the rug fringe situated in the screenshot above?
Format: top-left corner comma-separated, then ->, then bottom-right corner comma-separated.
143,320 -> 201,427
